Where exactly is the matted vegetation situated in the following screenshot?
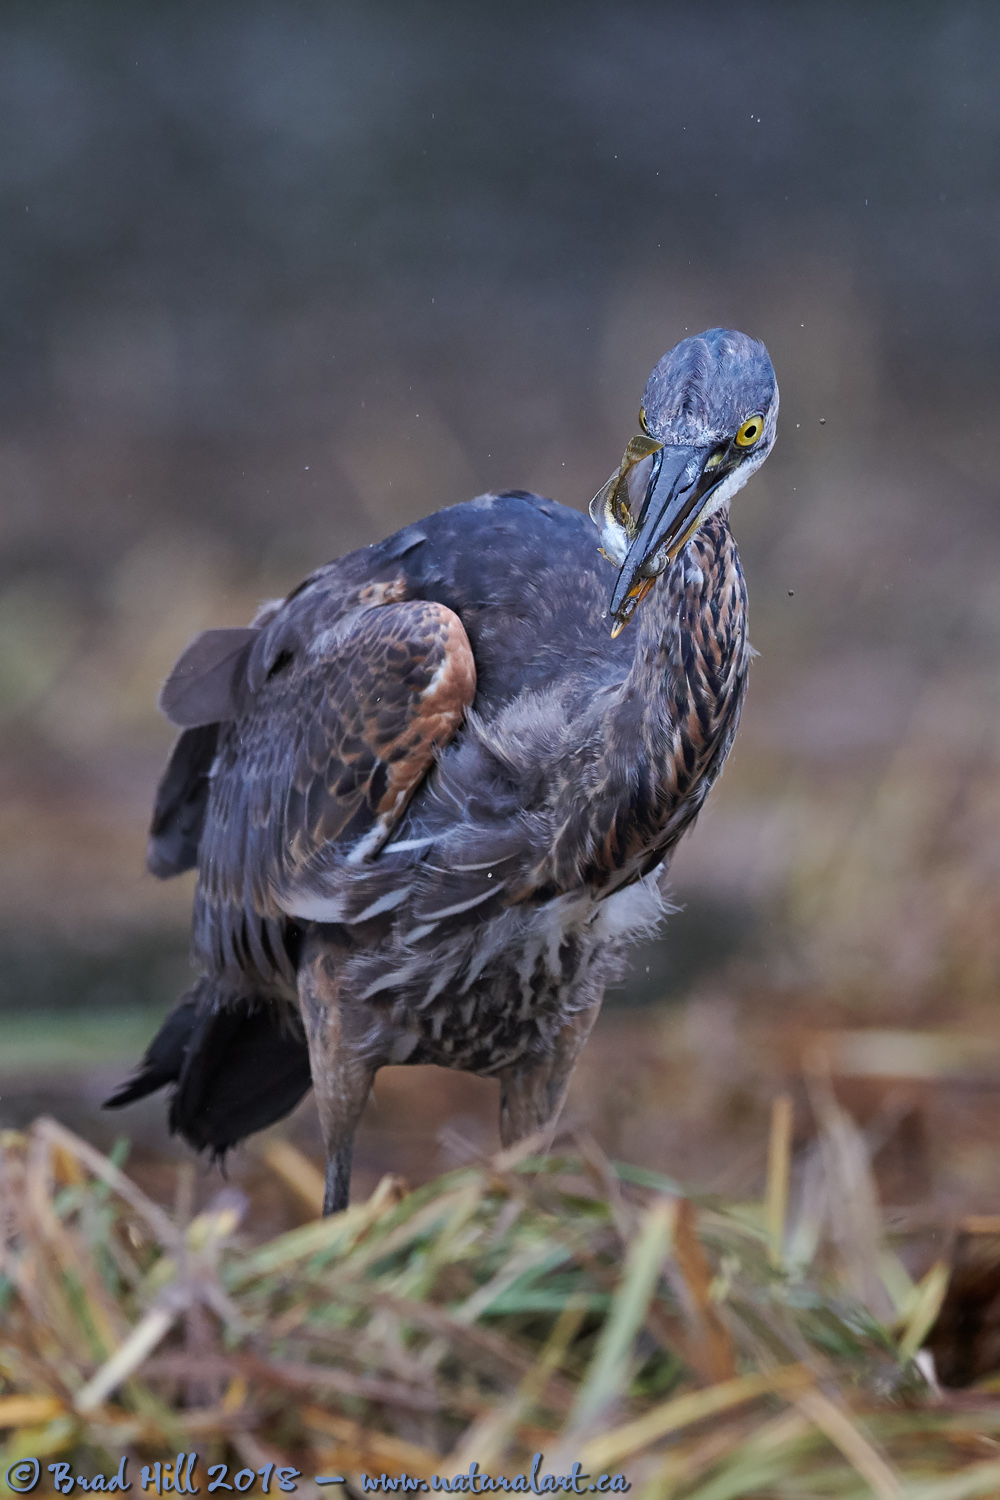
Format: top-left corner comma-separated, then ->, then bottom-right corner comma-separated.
3,1101 -> 1000,1499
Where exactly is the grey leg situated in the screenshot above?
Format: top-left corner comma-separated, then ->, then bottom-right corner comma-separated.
498,1001 -> 601,1150
297,939 -> 375,1216
323,1137 -> 356,1217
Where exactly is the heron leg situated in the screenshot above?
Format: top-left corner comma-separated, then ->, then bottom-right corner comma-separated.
297,939 -> 375,1216
323,1136 -> 356,1218
497,1001 -> 601,1150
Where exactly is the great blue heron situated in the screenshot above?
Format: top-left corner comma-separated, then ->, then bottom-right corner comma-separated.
107,327 -> 778,1214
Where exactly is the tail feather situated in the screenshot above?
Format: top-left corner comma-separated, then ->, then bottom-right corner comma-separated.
103,990 -> 202,1106
104,977 -> 313,1156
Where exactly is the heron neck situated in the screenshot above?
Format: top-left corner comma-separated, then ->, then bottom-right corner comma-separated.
559,510 -> 747,891
622,511 -> 747,722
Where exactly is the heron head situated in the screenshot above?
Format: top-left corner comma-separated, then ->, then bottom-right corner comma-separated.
591,327 -> 778,636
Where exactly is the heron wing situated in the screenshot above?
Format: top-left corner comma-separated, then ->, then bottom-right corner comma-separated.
193,596 -> 476,982
147,722 -> 220,877
159,627 -> 260,727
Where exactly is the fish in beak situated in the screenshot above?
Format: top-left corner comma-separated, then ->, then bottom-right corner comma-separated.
591,437 -> 730,638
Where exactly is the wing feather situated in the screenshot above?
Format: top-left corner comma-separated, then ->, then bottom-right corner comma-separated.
194,597 -> 476,985
159,628 -> 259,727
147,723 -> 219,876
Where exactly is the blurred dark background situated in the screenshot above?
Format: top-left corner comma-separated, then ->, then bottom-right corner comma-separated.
3,0 -> 1000,1215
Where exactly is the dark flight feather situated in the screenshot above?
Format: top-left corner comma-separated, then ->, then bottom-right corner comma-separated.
159,627 -> 259,728
105,978 -> 312,1153
147,723 -> 219,877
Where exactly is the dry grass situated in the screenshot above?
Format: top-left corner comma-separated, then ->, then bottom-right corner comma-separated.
4,1104 -> 1000,1499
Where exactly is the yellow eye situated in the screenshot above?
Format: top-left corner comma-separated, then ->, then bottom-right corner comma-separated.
735,414 -> 764,448
638,405 -> 649,434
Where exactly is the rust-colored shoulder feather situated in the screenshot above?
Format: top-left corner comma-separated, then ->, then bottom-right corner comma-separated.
194,595 -> 475,984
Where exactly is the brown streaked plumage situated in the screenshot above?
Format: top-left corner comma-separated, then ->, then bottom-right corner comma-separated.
107,327 -> 778,1213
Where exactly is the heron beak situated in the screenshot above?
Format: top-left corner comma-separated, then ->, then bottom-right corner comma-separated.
609,443 -> 721,636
